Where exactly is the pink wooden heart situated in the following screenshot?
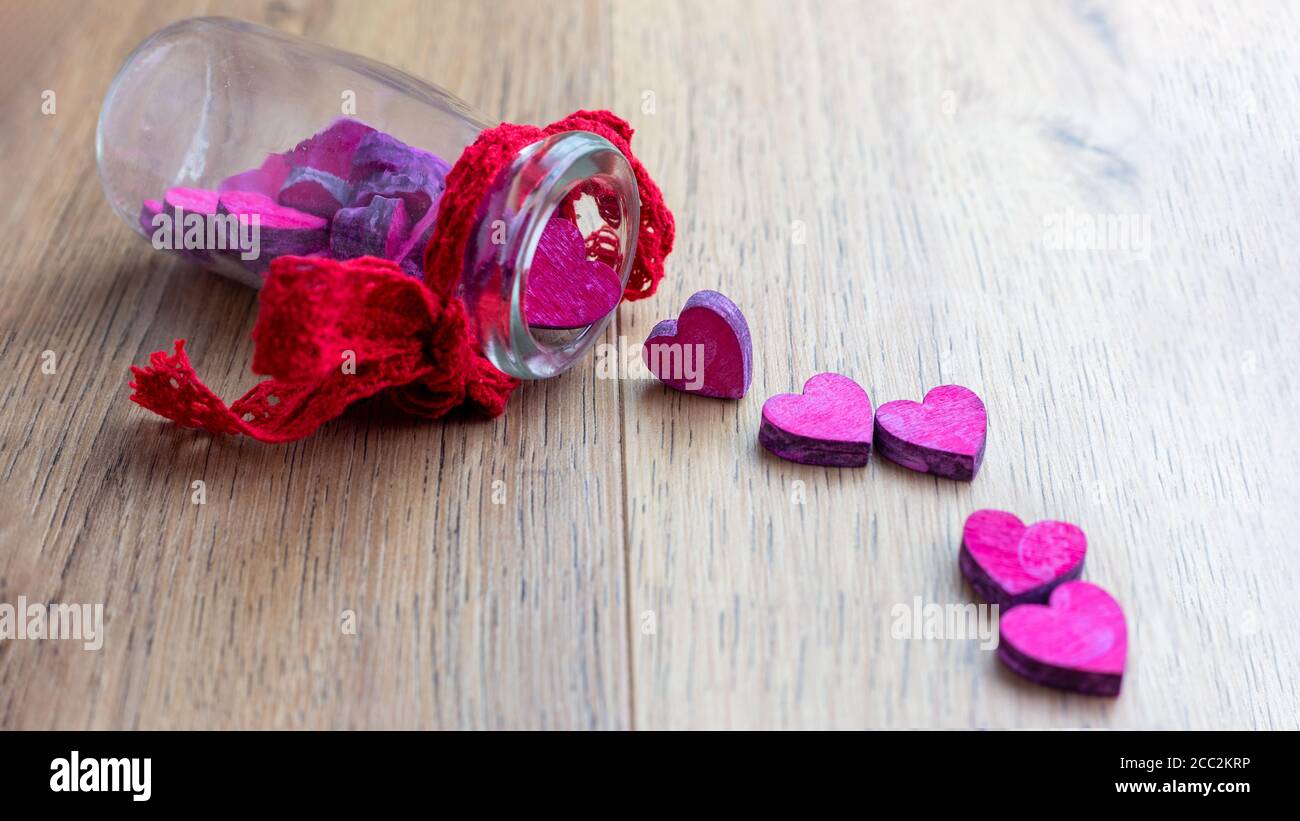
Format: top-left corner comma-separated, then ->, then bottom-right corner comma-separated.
524,218 -> 622,329
998,581 -> 1127,696
960,509 -> 1086,609
643,289 -> 752,399
759,372 -> 873,466
874,384 -> 987,480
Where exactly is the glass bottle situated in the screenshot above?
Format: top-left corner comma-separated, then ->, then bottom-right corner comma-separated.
96,17 -> 638,379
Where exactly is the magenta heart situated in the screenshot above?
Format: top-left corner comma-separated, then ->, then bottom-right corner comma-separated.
643,290 -> 752,399
524,218 -> 622,329
998,581 -> 1127,696
874,384 -> 987,481
960,509 -> 1086,608
759,372 -> 874,467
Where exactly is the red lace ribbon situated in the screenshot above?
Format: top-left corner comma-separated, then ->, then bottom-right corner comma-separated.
129,110 -> 674,442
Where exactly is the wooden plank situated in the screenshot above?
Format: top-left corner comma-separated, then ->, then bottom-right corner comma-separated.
613,0 -> 1300,728
0,0 -> 628,730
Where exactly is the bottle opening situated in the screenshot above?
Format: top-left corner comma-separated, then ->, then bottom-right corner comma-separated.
461,130 -> 639,379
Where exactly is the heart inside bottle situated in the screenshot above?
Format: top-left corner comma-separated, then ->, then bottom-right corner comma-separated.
523,217 -> 622,330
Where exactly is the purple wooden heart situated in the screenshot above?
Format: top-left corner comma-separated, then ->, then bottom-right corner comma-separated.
874,384 -> 987,480
960,509 -> 1086,609
524,218 -> 622,329
759,373 -> 874,467
643,290 -> 752,399
998,581 -> 1127,697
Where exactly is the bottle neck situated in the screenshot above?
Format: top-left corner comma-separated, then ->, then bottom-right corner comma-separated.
459,130 -> 639,379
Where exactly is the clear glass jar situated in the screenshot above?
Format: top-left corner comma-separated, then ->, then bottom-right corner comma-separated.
96,17 -> 638,379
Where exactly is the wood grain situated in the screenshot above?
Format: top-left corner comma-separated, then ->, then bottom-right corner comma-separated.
2,0 -> 1297,729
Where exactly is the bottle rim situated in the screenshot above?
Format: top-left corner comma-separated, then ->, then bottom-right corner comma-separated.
462,130 -> 640,380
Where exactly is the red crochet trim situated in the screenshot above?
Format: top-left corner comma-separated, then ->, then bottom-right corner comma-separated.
129,256 -> 515,442
128,110 -> 673,443
424,109 -> 674,302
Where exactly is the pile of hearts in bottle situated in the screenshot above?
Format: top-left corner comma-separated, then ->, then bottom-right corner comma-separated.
140,119 -> 444,279
645,289 -> 1128,697
138,118 -> 620,329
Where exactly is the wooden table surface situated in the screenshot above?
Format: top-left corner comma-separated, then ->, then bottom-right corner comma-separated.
2,0 -> 1297,730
